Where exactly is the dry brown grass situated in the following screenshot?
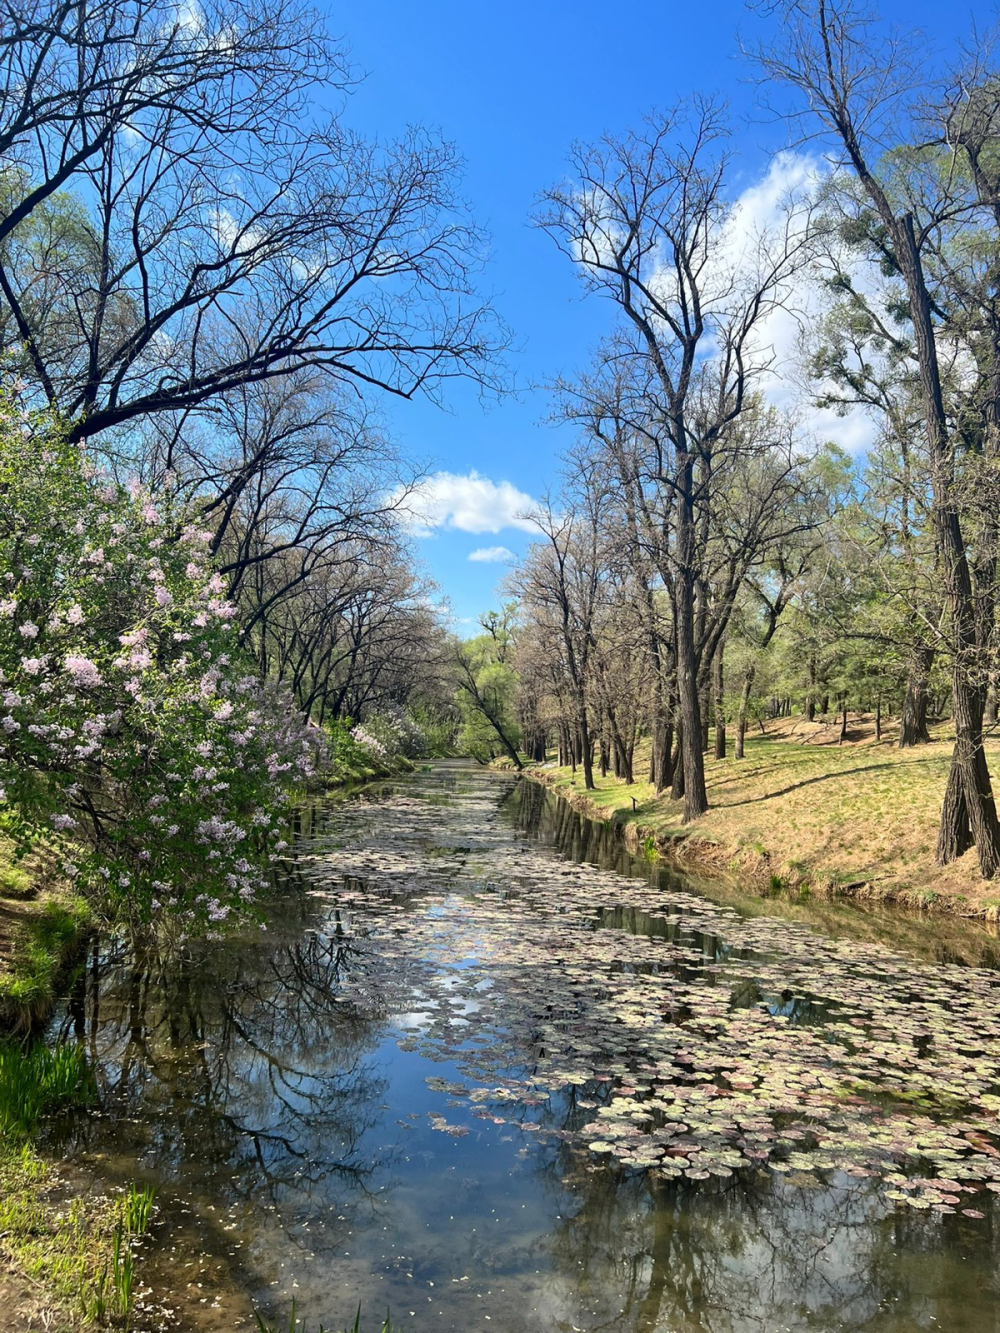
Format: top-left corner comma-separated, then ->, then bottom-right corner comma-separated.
533,716 -> 1000,918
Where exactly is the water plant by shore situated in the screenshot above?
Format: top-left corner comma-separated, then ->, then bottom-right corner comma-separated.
255,1303 -> 393,1333
0,1039 -> 155,1330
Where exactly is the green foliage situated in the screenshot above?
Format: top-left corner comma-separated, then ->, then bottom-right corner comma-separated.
407,705 -> 457,757
0,859 -> 32,898
455,626 -> 521,764
0,1039 -> 92,1136
0,895 -> 90,1015
360,706 -> 427,761
123,1181 -> 156,1236
324,719 -> 390,784
84,1183 -> 156,1326
324,708 -> 429,785
0,384 -> 325,932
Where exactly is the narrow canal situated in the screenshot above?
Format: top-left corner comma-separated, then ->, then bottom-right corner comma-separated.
42,762 -> 1000,1332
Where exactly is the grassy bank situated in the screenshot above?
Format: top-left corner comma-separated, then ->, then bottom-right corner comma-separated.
0,836 -> 91,1031
528,717 -> 1000,920
320,753 -> 415,790
0,1041 -> 156,1331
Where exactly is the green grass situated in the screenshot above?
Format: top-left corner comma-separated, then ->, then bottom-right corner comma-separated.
0,1038 -> 93,1136
534,721 -> 1000,915
0,1040 -> 156,1329
0,860 -> 34,899
0,1147 -> 155,1329
0,895 -> 91,1019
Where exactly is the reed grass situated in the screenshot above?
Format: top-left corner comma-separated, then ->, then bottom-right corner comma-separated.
0,1036 -> 92,1135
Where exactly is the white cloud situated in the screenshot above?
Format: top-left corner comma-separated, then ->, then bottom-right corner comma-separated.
468,545 -> 514,563
394,470 -> 539,536
720,153 -> 878,454
640,150 -> 878,455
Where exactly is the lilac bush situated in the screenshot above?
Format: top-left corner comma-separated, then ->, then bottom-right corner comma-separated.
359,706 -> 427,761
349,725 -> 390,764
0,386 -> 326,932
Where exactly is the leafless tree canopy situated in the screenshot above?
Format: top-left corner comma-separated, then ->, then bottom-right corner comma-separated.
0,0 -> 508,441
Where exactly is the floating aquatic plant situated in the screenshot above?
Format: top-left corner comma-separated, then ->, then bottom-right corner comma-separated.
303,778 -> 1000,1219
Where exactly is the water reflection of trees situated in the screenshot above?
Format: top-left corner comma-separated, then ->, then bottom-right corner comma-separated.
507,778 -> 1000,972
524,1089 -> 1000,1333
50,915 -> 403,1214
40,772 -> 1000,1332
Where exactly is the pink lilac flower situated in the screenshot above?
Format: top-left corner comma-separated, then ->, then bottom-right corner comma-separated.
64,654 -> 101,688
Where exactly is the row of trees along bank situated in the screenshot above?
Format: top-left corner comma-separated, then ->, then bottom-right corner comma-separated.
458,0 -> 1000,883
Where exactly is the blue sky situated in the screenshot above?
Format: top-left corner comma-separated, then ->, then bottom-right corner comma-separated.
336,0 -> 980,630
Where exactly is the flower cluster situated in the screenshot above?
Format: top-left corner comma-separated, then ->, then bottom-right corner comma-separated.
349,724 -> 389,763
0,385 -> 326,931
356,706 -> 427,761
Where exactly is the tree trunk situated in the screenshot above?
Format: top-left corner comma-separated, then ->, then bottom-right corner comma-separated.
671,723 -> 685,801
659,719 -> 675,790
878,211 -> 1000,874
713,645 -> 726,760
875,694 -> 882,742
805,656 -> 817,720
578,704 -> 595,791
936,675 -> 1000,873
674,459 -> 708,820
734,664 -> 755,761
700,689 -> 711,751
899,646 -> 933,747
650,711 -> 669,791
839,698 -> 848,745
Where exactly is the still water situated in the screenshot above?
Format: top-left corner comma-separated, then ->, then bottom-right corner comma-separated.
44,763 -> 1000,1332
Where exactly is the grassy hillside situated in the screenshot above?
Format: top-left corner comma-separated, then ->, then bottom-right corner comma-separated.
530,717 -> 1000,919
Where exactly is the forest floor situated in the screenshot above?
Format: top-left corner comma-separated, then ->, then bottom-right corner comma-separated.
528,714 -> 1000,920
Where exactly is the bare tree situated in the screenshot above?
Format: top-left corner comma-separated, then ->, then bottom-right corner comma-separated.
513,496 -> 607,790
0,0 -> 506,440
537,102 -> 816,819
753,0 -> 1000,873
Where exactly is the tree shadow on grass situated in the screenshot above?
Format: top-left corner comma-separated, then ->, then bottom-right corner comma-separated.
713,759 -> 942,809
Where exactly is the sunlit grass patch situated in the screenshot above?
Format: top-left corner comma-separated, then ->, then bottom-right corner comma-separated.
0,895 -> 91,1022
0,1039 -> 156,1328
0,1038 -> 92,1135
